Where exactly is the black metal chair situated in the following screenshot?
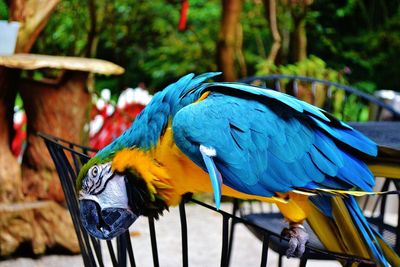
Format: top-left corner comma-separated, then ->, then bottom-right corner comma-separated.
39,132 -> 377,267
231,178 -> 400,267
228,75 -> 400,266
231,199 -> 336,267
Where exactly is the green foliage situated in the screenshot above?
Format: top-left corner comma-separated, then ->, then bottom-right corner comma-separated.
32,0 -> 223,91
33,0 -> 90,56
22,0 -> 400,97
256,55 -> 347,83
31,0 -> 271,93
0,0 -> 8,20
307,1 -> 400,92
241,1 -> 271,74
255,55 -> 371,122
137,0 -> 222,89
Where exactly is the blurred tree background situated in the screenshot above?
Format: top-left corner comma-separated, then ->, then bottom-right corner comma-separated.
0,0 -> 399,94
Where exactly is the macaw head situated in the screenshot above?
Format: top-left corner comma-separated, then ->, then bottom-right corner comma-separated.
76,148 -> 172,240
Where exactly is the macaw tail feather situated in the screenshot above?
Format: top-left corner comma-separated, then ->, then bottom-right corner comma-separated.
308,195 -> 399,266
343,196 -> 388,266
374,228 -> 400,267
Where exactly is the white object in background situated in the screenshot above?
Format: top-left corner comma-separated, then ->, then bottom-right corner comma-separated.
117,91 -> 127,109
132,87 -> 152,105
101,88 -> 111,102
89,115 -> 104,137
373,90 -> 400,120
374,90 -> 400,112
125,88 -> 135,104
13,109 -> 24,125
96,98 -> 106,110
106,104 -> 115,116
0,21 -> 20,55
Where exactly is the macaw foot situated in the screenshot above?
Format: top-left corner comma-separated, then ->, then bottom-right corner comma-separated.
281,223 -> 309,258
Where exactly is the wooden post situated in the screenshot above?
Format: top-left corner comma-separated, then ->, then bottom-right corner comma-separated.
20,71 -> 90,202
0,0 -> 60,203
0,67 -> 23,203
288,0 -> 313,63
217,0 -> 243,82
263,0 -> 282,64
0,54 -> 123,256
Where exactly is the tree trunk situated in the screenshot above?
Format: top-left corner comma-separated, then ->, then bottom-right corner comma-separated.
0,0 -> 84,257
9,0 -> 60,53
263,0 -> 282,63
0,67 -> 23,203
235,23 -> 247,78
20,71 -> 90,202
217,0 -> 243,81
0,0 -> 61,203
288,0 -> 313,63
290,16 -> 307,62
86,0 -> 106,58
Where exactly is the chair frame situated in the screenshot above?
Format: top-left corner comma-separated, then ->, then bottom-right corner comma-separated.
39,132 -> 377,267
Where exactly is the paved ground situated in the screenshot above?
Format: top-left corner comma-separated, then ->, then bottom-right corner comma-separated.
0,203 -> 340,267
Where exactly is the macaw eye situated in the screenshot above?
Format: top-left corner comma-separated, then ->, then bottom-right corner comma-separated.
91,166 -> 99,177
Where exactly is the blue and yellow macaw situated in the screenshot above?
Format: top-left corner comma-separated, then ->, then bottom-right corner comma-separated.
77,73 -> 399,266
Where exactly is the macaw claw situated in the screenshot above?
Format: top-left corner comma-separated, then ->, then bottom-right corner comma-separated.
281,223 -> 309,258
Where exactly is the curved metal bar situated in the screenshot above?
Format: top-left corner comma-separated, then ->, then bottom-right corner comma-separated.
148,217 -> 160,267
124,231 -> 137,267
260,234 -> 270,267
220,214 -> 230,267
106,240 -> 118,267
39,132 -> 93,160
237,74 -> 400,119
38,132 -> 98,153
179,201 -> 189,267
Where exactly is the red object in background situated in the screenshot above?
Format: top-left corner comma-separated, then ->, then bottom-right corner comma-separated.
89,88 -> 149,152
178,0 -> 189,31
89,105 -> 145,151
11,109 -> 27,162
124,103 -> 146,118
10,88 -> 149,159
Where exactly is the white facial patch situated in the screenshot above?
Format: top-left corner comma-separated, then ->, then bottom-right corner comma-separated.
79,163 -> 130,210
81,162 -> 114,195
80,173 -> 129,210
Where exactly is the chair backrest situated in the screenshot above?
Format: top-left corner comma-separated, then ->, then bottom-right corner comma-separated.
238,75 -> 400,122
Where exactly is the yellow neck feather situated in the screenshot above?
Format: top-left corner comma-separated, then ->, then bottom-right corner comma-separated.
151,124 -> 213,205
112,148 -> 174,202
112,121 -> 287,207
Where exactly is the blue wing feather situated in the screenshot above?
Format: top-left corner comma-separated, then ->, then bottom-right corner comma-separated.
173,87 -> 377,196
208,82 -> 332,122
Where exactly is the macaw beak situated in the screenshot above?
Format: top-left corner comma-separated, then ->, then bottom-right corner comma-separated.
79,199 -> 138,240
78,170 -> 144,240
